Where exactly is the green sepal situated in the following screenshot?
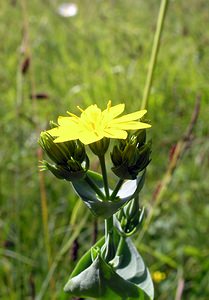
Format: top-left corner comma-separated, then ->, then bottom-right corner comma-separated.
71,170 -> 146,218
64,237 -> 154,300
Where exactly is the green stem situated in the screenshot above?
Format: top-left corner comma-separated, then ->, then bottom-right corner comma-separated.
85,175 -> 106,200
105,216 -> 114,238
99,155 -> 110,198
141,0 -> 169,110
104,216 -> 114,261
116,236 -> 126,257
110,178 -> 124,201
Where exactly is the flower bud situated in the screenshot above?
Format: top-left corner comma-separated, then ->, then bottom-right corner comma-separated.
135,129 -> 146,147
114,199 -> 144,237
135,141 -> 152,172
111,131 -> 151,180
41,160 -> 88,181
39,131 -> 70,164
89,138 -> 110,157
39,131 -> 89,181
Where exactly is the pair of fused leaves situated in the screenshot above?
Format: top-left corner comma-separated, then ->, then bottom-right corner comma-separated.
72,170 -> 146,219
64,237 -> 154,300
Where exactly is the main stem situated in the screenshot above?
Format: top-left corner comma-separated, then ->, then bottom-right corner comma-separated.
105,217 -> 113,238
99,154 -> 115,260
141,0 -> 169,110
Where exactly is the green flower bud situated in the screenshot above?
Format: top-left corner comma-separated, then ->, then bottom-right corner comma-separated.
89,138 -> 110,157
135,141 -> 152,172
74,141 -> 86,162
122,137 -> 139,165
110,145 -> 123,166
39,131 -> 89,181
41,160 -> 88,181
135,129 -> 146,147
124,196 -> 140,219
111,132 -> 151,180
39,132 -> 70,164
114,199 -> 144,237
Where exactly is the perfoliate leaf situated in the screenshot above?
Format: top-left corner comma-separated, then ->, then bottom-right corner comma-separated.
117,170 -> 146,200
113,238 -> 154,300
71,170 -> 146,218
64,236 -> 154,300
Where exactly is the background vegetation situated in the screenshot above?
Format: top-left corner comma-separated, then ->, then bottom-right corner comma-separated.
1,0 -> 209,299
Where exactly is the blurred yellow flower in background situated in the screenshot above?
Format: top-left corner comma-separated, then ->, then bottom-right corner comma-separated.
47,101 -> 151,145
152,271 -> 166,283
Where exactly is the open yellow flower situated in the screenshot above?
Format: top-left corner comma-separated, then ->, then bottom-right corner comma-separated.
47,101 -> 151,145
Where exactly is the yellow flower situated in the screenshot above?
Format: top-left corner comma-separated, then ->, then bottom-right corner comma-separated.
47,101 -> 151,145
152,271 -> 166,283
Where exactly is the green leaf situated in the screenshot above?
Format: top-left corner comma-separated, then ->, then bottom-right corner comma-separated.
117,170 -> 146,200
64,237 -> 154,300
113,238 -> 154,300
69,237 -> 105,278
71,171 -> 146,218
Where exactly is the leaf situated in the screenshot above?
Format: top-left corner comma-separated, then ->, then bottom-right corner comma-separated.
117,170 -> 146,201
71,171 -> 146,218
69,237 -> 105,278
64,237 -> 154,300
113,238 -> 154,300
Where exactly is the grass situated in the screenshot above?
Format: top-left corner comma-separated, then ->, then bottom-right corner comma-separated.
0,0 -> 209,299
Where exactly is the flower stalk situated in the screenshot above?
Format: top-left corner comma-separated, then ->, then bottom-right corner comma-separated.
110,178 -> 124,200
85,174 -> 106,200
99,154 -> 110,199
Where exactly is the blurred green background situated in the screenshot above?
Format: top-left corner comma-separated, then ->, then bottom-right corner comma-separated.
1,0 -> 209,299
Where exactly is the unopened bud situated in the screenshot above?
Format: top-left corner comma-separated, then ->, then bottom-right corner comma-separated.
114,199 -> 145,237
135,129 -> 146,147
135,141 -> 152,173
39,131 -> 89,181
89,138 -> 110,157
41,159 -> 88,182
39,132 -> 69,164
111,132 -> 151,180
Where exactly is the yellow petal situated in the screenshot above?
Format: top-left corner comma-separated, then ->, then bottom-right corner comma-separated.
58,116 -> 78,126
111,121 -> 151,130
102,103 -> 125,120
112,109 -> 147,123
104,128 -> 127,139
47,125 -> 80,140
79,132 -> 102,145
47,127 -> 60,136
82,104 -> 101,119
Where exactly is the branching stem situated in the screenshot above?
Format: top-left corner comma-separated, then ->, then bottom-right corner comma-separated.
110,178 -> 124,201
85,175 -> 106,200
